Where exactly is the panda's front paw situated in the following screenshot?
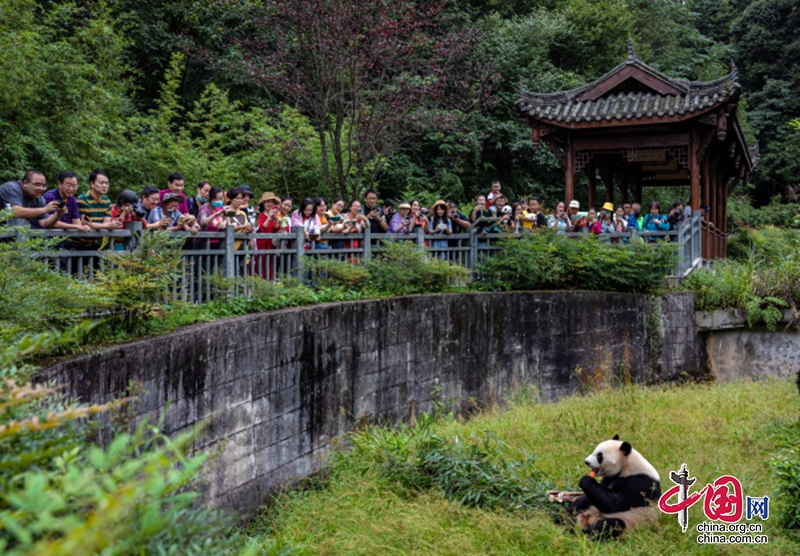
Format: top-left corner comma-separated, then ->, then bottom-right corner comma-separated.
579,475 -> 597,491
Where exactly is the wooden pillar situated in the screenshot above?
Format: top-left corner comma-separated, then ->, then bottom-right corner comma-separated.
702,156 -> 710,217
565,135 -> 575,204
634,172 -> 642,205
721,178 -> 728,256
721,179 -> 728,235
689,128 -> 701,211
717,171 -> 727,231
716,172 -> 725,258
621,169 -> 629,203
602,159 -> 614,206
708,169 -> 717,258
587,160 -> 596,210
711,169 -> 718,228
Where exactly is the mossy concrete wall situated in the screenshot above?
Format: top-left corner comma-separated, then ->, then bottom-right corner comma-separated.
35,291 -> 703,514
696,308 -> 800,382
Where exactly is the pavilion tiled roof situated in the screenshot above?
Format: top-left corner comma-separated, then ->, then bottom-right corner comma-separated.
516,43 -> 740,126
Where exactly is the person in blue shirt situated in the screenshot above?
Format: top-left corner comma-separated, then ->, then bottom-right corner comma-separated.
624,201 -> 641,231
641,201 -> 671,241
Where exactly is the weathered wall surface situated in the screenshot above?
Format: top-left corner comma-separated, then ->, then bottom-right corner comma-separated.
696,308 -> 800,382
35,291 -> 700,514
655,292 -> 707,381
705,329 -> 800,382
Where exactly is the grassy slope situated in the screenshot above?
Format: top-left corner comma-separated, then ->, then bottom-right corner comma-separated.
252,380 -> 800,555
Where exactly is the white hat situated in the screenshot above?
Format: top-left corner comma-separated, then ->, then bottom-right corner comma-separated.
569,200 -> 580,209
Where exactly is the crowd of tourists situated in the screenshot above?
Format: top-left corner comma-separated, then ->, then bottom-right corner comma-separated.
1,170 -> 694,254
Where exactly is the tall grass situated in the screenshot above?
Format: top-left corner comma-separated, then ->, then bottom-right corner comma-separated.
249,380 -> 800,555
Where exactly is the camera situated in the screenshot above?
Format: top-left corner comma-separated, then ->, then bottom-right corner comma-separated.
132,206 -> 146,218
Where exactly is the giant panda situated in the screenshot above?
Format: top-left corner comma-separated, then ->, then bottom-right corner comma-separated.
565,435 -> 661,539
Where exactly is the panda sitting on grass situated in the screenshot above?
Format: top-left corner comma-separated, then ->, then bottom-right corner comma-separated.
566,435 -> 661,539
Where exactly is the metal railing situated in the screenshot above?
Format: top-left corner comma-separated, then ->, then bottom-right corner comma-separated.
2,214 -> 704,302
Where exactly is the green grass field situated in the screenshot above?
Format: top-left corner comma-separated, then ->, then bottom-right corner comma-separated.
248,379 -> 800,555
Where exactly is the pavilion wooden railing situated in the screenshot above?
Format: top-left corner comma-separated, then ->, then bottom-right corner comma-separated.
701,219 -> 726,261
1,214 -> 705,303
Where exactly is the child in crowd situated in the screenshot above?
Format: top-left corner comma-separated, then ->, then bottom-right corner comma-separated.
161,193 -> 199,233
585,207 -> 601,234
110,189 -> 146,249
486,181 -> 502,207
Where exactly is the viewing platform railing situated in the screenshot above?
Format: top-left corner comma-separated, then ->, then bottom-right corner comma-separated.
1,213 -> 705,303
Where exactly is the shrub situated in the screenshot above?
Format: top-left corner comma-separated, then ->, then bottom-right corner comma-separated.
369,241 -> 471,294
681,226 -> 800,331
727,226 -> 800,263
0,228 -> 108,336
681,260 -> 753,312
306,241 -> 470,295
684,228 -> 800,329
475,232 -> 677,294
728,195 -> 799,229
96,231 -> 185,330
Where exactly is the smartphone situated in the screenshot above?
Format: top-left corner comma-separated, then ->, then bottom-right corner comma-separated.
56,201 -> 66,208
225,210 -> 237,217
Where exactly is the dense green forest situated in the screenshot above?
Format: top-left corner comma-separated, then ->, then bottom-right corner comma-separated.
1,0 -> 798,207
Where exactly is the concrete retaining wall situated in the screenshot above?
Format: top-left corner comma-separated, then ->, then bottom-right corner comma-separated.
696,308 -> 800,382
35,291 -> 702,514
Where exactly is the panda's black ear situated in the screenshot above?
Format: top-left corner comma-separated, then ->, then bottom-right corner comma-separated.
620,442 -> 632,456
613,434 -> 620,440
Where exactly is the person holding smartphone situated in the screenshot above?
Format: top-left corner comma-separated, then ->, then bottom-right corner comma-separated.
36,171 -> 91,233
197,186 -> 227,249
548,201 -> 570,233
410,199 -> 429,231
326,198 -> 347,249
341,199 -> 369,251
0,170 -> 65,228
389,202 -> 414,234
642,201 -> 671,241
470,194 -> 494,236
428,200 -> 452,254
361,189 -> 388,234
255,191 -> 284,279
342,200 -> 369,233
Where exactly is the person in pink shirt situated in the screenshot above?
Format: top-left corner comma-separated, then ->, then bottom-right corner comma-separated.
159,172 -> 189,214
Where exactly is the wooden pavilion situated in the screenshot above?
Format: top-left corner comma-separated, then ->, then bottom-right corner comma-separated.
515,41 -> 758,259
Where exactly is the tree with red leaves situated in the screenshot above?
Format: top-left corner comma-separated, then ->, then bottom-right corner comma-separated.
228,0 -> 493,199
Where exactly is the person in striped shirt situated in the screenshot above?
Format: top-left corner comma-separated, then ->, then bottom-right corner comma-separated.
65,170 -> 122,250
